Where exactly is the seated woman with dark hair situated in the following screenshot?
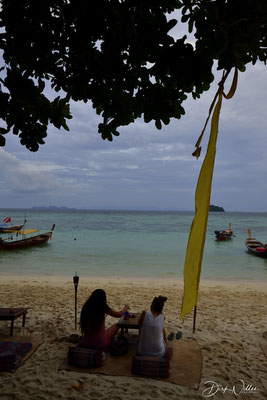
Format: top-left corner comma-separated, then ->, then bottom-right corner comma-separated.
137,295 -> 172,359
80,289 -> 129,353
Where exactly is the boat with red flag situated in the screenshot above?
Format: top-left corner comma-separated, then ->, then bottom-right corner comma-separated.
0,218 -> 27,233
0,225 -> 55,250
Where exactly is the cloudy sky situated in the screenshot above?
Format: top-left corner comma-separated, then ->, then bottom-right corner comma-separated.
1,17 -> 267,212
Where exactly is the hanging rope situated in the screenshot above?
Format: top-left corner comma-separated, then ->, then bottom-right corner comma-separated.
192,68 -> 238,159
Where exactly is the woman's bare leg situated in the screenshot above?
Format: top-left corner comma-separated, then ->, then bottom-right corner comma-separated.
106,323 -> 119,342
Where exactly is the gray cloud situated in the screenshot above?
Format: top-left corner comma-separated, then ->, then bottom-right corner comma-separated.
1,61 -> 267,211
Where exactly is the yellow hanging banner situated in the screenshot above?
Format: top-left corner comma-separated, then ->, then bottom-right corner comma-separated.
180,89 -> 223,321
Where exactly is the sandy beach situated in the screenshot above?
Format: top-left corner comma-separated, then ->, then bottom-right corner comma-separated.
0,275 -> 266,399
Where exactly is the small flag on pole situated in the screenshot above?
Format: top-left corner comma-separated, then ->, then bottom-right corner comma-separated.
3,217 -> 11,224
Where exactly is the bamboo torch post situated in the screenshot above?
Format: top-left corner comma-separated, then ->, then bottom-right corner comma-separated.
73,273 -> 79,330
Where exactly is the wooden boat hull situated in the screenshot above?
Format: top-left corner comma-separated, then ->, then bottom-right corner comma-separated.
245,239 -> 267,258
0,225 -> 55,250
0,224 -> 24,233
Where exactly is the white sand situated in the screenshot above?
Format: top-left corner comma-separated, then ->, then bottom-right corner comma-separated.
0,275 -> 266,399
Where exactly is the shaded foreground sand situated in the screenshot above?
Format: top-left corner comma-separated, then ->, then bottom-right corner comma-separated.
0,275 -> 266,399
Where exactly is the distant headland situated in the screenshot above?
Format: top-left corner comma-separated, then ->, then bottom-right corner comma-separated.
31,206 -> 77,210
209,205 -> 225,212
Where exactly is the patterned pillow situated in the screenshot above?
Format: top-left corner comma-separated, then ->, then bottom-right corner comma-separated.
68,346 -> 106,368
0,352 -> 22,372
0,341 -> 32,372
0,341 -> 32,358
132,355 -> 170,378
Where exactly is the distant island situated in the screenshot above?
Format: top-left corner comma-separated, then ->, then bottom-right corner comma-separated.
209,205 -> 225,212
31,206 -> 77,210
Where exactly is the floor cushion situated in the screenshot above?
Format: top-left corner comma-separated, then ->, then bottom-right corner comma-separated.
132,354 -> 170,378
68,346 -> 106,368
0,352 -> 21,372
0,341 -> 32,372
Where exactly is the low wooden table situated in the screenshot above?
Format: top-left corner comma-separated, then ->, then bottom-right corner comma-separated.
0,308 -> 28,336
117,312 -> 141,336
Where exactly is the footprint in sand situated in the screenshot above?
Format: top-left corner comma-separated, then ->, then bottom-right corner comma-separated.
201,346 -> 212,351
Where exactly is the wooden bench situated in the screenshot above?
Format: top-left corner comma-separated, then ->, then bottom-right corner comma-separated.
0,308 -> 28,336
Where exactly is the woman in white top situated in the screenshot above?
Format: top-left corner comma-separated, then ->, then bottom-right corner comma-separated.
137,296 -> 171,359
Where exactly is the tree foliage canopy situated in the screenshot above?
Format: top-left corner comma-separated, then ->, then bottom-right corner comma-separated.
0,0 -> 266,151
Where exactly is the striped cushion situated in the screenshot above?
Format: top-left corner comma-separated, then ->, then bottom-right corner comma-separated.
68,346 -> 106,368
0,352 -> 21,372
0,341 -> 32,358
132,355 -> 170,378
0,341 -> 32,372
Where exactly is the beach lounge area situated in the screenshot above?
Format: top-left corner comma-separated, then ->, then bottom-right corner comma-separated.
0,275 -> 266,399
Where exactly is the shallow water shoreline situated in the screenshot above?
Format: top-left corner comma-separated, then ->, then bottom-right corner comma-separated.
1,209 -> 267,282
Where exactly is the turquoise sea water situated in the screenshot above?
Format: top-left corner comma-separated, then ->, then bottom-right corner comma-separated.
0,209 -> 267,281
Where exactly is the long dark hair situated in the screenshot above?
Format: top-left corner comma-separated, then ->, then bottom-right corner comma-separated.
80,289 -> 110,334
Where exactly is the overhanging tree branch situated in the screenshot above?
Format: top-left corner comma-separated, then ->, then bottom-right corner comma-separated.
0,0 -> 266,151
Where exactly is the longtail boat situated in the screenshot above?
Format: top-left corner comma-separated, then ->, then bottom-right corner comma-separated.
245,229 -> 267,258
0,219 -> 27,233
214,223 -> 233,241
0,225 -> 55,250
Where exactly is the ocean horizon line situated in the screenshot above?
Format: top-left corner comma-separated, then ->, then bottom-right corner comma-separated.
0,207 -> 267,213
